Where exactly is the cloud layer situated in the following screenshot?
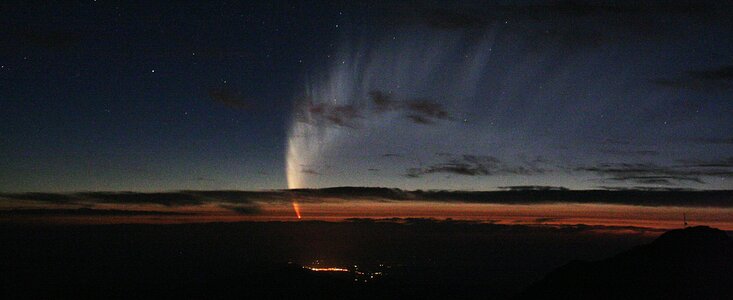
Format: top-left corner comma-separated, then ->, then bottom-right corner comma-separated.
3,187 -> 733,210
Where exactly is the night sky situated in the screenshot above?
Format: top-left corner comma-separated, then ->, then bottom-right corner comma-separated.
2,0 -> 732,193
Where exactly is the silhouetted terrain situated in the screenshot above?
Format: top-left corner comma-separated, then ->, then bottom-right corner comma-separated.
518,226 -> 733,299
0,220 -> 655,299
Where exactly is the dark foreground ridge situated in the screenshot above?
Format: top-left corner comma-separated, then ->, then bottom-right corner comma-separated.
518,226 -> 733,299
0,221 -> 654,299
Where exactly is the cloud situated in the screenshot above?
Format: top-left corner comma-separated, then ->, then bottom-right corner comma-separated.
0,193 -> 77,204
404,99 -> 451,123
294,90 -> 452,128
219,204 -> 262,215
576,159 -> 733,185
301,169 -> 321,175
596,186 -> 695,192
3,187 -> 733,209
369,90 -> 398,112
2,191 -> 277,208
77,192 -> 205,206
534,217 -> 559,223
600,149 -> 659,156
380,153 -> 403,158
293,187 -> 733,207
407,154 -> 548,178
407,154 -> 500,177
369,90 -> 452,125
295,99 -> 363,128
676,157 -> 733,168
193,191 -> 279,204
498,186 -> 569,191
0,208 -> 195,216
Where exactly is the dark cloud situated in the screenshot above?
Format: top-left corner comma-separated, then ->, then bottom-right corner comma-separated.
186,190 -> 274,203
407,154 -> 548,178
77,192 -> 204,206
369,90 -> 452,125
219,204 -> 262,215
209,87 -> 252,110
0,192 -> 77,204
406,114 -> 434,125
596,186 -> 695,192
0,208 -> 194,216
296,99 -> 363,128
404,99 -> 451,122
576,160 -> 733,185
294,90 -> 452,128
3,191 -> 271,208
369,90 -> 398,112
301,169 -> 321,175
498,186 -> 569,191
289,187 -> 733,207
600,149 -> 659,156
380,153 -> 403,158
289,186 -> 415,202
676,157 -> 733,168
4,187 -> 733,209
534,217 -> 559,223
407,154 -> 500,177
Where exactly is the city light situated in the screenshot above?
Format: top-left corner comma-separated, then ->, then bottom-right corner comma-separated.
304,267 -> 349,272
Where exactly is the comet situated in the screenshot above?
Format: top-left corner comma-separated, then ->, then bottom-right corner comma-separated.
285,92 -> 339,219
292,201 -> 302,219
284,25 -> 499,218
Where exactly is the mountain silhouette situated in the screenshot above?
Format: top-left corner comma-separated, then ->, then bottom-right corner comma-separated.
517,226 -> 733,299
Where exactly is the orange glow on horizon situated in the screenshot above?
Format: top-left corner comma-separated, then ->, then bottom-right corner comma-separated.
4,199 -> 733,231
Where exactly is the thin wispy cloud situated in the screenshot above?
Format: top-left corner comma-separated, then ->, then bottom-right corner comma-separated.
369,90 -> 452,125
406,154 -> 548,178
576,159 -> 733,185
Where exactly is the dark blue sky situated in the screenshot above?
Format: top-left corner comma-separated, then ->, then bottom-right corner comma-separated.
1,1 -> 732,192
